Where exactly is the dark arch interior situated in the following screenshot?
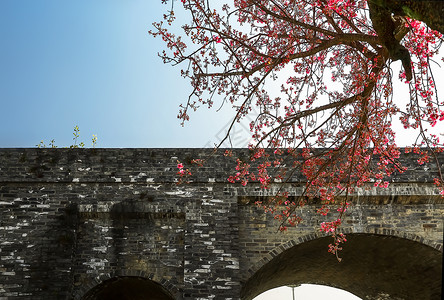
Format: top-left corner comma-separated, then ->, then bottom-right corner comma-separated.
82,276 -> 174,300
242,233 -> 442,300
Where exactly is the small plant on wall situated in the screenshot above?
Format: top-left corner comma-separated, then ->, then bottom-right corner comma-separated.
37,125 -> 98,148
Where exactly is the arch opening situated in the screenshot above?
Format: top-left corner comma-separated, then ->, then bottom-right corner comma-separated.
242,233 -> 442,300
82,276 -> 175,300
253,284 -> 361,299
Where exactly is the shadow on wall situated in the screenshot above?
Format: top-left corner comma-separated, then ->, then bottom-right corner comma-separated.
25,203 -> 79,298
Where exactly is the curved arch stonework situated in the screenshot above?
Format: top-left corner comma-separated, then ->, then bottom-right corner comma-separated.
243,228 -> 442,281
237,195 -> 444,287
0,149 -> 442,299
74,271 -> 179,300
241,233 -> 442,300
80,275 -> 176,300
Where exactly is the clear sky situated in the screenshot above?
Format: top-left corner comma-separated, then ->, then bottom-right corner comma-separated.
0,0 -> 239,148
1,0 -> 442,149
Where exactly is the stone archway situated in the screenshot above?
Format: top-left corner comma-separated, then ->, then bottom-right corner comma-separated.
82,276 -> 175,300
241,233 -> 442,300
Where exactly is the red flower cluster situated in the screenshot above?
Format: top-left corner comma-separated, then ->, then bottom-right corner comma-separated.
153,0 -> 444,258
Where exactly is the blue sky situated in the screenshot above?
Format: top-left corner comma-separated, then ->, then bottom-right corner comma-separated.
0,0 -> 236,148
2,1 -> 442,149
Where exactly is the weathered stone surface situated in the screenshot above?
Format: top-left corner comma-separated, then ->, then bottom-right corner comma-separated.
0,148 -> 442,299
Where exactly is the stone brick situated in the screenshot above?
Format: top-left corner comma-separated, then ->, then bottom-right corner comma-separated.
0,149 -> 442,299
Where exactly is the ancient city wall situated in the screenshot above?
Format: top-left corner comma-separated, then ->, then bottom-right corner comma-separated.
0,149 -> 442,299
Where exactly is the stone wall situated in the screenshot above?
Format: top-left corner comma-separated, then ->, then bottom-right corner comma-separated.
0,149 -> 442,299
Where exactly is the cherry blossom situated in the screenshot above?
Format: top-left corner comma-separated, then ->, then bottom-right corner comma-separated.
152,0 -> 444,258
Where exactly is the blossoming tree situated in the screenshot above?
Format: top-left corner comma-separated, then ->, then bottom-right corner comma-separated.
151,0 -> 444,258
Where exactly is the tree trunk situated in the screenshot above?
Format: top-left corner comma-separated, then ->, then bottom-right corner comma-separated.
369,0 -> 444,34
